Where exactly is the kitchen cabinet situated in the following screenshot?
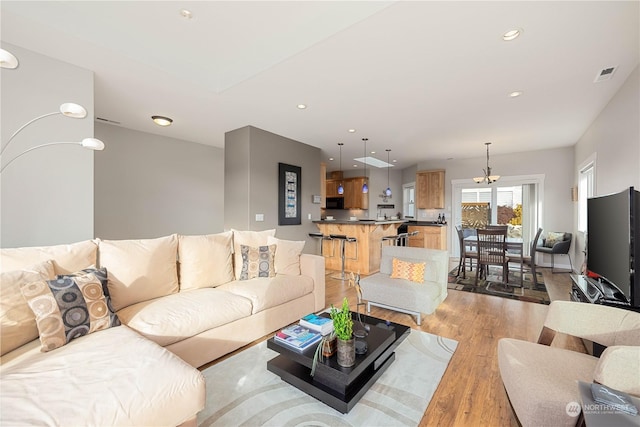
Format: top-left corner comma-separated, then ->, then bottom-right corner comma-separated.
325,179 -> 343,198
344,177 -> 369,209
325,177 -> 368,209
407,225 -> 447,250
416,170 -> 445,209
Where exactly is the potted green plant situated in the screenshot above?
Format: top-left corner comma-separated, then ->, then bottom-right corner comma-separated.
330,297 -> 355,367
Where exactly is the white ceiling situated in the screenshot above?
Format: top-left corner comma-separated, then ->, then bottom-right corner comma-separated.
2,1 -> 639,171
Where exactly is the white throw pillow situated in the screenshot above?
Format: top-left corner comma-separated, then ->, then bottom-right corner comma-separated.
0,240 -> 98,275
0,260 -> 55,356
231,229 -> 276,280
99,235 -> 179,311
178,232 -> 234,290
267,236 -> 305,276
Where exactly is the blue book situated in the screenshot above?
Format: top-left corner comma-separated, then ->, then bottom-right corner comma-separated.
299,313 -> 334,335
275,326 -> 321,352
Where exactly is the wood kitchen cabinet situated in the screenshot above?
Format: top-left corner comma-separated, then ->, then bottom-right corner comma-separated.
344,177 -> 369,209
416,170 -> 445,209
325,179 -> 343,198
407,225 -> 447,250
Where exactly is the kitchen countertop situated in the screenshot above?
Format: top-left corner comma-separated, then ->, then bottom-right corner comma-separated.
405,221 -> 447,227
312,219 -> 407,225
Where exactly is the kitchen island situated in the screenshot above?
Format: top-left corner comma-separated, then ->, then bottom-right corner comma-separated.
313,219 -> 405,275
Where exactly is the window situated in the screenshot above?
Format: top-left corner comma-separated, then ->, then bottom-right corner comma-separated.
578,157 -> 595,232
403,183 -> 415,218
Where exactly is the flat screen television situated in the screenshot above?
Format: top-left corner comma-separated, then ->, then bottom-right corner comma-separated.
586,186 -> 639,307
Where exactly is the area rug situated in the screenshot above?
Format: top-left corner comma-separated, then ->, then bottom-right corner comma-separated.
448,265 -> 550,304
198,329 -> 458,427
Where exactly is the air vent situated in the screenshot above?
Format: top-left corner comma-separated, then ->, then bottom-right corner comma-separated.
96,117 -> 121,125
594,66 -> 617,83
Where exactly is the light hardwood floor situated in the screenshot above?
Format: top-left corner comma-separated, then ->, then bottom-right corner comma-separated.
203,261 -> 586,426
325,261 -> 585,427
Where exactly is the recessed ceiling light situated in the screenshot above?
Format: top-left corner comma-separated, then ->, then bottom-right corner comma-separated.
348,129 -> 356,133
393,159 -> 397,163
503,29 -> 522,41
297,104 -> 307,109
180,9 -> 193,19
353,164 -> 358,167
371,151 -> 376,154
329,157 -> 334,161
152,115 -> 173,126
509,91 -> 523,98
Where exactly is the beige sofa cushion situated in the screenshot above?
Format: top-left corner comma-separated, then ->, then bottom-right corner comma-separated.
218,275 -> 314,314
593,346 -> 640,396
99,235 -> 179,311
232,229 -> 275,280
498,338 -> 598,427
267,236 -> 305,276
117,288 -> 253,347
0,326 -> 205,427
0,260 -> 55,356
178,232 -> 234,290
0,240 -> 97,275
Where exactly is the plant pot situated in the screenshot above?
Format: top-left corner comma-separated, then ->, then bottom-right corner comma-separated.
322,336 -> 337,357
336,337 -> 356,368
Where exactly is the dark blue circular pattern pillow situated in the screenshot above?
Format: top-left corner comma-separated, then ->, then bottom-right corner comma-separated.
20,268 -> 119,352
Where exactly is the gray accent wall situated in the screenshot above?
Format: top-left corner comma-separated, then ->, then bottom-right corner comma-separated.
224,126 -> 321,251
94,122 -> 223,239
1,43 -> 94,248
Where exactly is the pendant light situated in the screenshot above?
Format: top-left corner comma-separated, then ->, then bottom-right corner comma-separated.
337,143 -> 344,195
473,142 -> 500,184
385,149 -> 392,197
362,138 -> 369,193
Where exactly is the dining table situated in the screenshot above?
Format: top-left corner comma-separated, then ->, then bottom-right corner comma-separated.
464,235 -> 525,286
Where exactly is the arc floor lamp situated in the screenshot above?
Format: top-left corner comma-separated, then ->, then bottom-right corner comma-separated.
1,102 -> 105,173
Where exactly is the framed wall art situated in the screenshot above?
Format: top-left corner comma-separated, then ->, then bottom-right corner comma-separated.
278,163 -> 301,225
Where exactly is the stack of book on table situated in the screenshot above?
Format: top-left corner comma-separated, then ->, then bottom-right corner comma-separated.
299,313 -> 334,336
274,325 -> 322,352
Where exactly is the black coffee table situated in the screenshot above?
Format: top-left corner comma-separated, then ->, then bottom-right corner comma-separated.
266,313 -> 410,413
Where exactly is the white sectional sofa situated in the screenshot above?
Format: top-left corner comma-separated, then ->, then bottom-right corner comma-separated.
0,229 -> 325,426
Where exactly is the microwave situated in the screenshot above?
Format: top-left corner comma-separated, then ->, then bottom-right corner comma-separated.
326,197 -> 345,209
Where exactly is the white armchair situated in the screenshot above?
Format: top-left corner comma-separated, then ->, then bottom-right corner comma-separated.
498,301 -> 640,426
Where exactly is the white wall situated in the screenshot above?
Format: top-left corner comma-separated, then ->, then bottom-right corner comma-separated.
573,65 -> 640,271
94,123 -> 224,239
1,43 -> 94,248
408,146 -> 574,258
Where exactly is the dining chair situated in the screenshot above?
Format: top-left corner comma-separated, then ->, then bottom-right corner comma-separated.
475,228 -> 510,286
485,224 -> 509,231
507,227 -> 543,288
455,225 -> 477,278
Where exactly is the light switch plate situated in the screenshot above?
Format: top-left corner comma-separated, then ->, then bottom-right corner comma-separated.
255,213 -> 264,222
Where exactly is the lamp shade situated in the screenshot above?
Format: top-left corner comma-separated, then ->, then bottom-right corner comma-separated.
60,103 -> 87,118
81,138 -> 105,150
0,48 -> 19,69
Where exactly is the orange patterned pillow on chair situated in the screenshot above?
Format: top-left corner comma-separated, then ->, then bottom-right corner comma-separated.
390,258 -> 425,283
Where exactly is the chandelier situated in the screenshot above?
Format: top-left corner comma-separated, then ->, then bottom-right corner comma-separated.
473,142 -> 500,184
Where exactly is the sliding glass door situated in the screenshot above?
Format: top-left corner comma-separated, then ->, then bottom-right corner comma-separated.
453,175 -> 543,256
